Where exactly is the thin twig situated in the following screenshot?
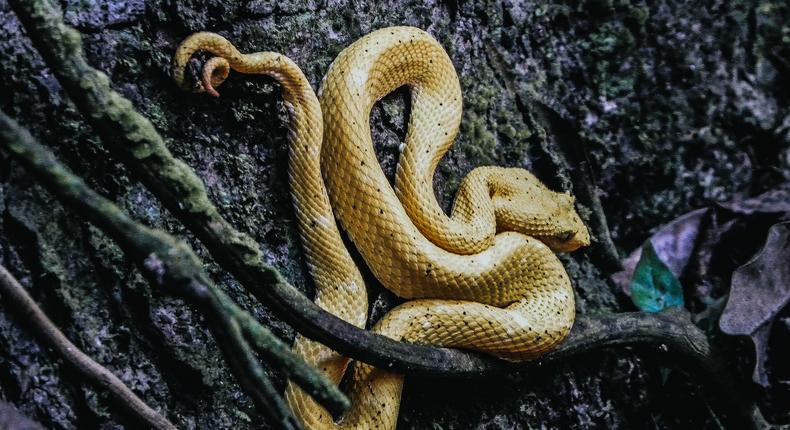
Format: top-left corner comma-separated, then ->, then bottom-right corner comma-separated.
0,111 -> 348,428
481,40 -> 622,271
2,0 -> 757,383
7,0 -> 529,374
525,98 -> 623,272
0,264 -> 176,430
3,2 -> 775,427
202,287 -> 303,429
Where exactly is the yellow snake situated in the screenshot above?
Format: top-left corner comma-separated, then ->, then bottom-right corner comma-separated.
173,26 -> 590,429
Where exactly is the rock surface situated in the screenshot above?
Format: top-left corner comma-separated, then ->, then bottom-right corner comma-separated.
0,0 -> 788,428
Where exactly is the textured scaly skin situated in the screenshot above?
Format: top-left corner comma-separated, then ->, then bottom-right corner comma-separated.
173,26 -> 590,430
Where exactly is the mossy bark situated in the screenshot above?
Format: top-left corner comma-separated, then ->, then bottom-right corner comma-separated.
0,0 -> 788,428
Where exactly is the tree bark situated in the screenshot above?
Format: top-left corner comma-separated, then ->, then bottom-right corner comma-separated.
0,0 -> 788,429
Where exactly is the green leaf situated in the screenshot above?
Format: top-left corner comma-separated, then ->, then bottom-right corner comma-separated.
630,240 -> 684,312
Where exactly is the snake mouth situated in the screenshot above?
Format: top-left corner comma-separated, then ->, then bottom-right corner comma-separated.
539,228 -> 591,253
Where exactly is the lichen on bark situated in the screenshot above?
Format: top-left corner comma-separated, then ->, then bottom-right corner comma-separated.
0,0 -> 788,429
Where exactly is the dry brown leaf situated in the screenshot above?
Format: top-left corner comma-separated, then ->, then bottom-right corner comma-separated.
720,221 -> 790,387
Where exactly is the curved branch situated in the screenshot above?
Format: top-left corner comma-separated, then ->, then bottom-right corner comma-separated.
411,308 -> 766,430
2,0 -> 761,385
4,0 -> 552,376
541,308 -> 710,366
0,111 -> 348,428
0,265 -> 176,430
3,3 -> 774,428
541,309 -> 769,430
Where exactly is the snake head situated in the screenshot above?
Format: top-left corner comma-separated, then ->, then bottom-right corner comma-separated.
537,193 -> 591,252
493,169 -> 590,252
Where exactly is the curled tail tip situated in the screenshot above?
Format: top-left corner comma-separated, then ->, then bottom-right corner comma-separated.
172,32 -> 232,93
205,86 -> 220,97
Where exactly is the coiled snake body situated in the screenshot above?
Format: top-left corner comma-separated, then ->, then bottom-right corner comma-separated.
174,26 -> 590,429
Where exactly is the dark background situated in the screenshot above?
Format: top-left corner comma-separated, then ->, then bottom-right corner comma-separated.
0,0 -> 788,428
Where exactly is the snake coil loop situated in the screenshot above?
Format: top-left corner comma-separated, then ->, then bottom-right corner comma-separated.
174,26 -> 590,429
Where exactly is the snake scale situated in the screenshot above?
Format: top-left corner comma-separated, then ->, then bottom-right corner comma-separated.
173,26 -> 590,429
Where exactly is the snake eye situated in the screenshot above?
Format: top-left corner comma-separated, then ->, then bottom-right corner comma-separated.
559,231 -> 574,242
